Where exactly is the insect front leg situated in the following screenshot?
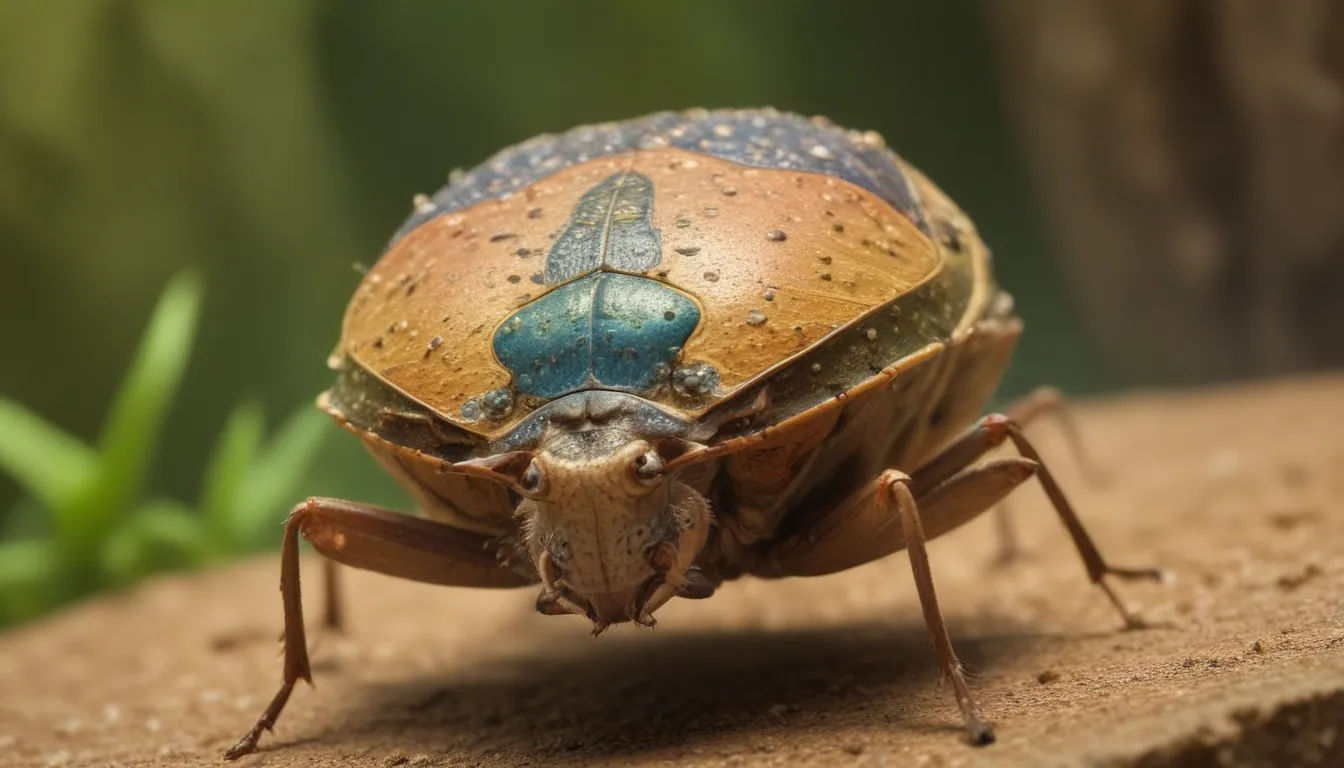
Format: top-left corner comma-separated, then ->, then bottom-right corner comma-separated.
224,497 -> 535,760
884,471 -> 998,744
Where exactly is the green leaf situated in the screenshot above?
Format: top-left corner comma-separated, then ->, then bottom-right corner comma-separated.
0,539 -> 58,625
233,403 -> 330,550
0,397 -> 96,510
99,499 -> 207,586
199,400 -> 265,547
0,498 -> 50,541
78,272 -> 201,541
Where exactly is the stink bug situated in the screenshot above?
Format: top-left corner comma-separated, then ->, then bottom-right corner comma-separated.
226,108 -> 1162,758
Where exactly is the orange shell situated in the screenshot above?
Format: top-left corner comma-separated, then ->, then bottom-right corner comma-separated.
341,148 -> 939,439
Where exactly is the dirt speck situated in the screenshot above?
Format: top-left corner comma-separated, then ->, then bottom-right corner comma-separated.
1277,563 -> 1323,591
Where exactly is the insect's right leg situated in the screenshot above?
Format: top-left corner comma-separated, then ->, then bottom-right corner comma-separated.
989,386 -> 1103,564
224,497 -> 534,761
322,558 -> 343,631
912,414 -> 1165,628
880,471 -> 997,745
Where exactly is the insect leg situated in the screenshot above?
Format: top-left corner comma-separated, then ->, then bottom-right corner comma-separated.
224,503 -> 312,761
323,558 -> 343,631
1002,386 -> 1105,484
915,414 -> 1165,629
881,470 -> 996,746
989,386 -> 1107,563
224,497 -> 535,760
755,456 -> 1036,578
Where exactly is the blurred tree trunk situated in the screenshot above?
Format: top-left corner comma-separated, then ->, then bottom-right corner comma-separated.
986,0 -> 1344,383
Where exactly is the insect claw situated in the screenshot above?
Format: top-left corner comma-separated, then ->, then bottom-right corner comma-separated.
966,719 -> 997,747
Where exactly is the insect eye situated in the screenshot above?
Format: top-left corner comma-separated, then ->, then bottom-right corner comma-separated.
521,461 -> 547,494
633,450 -> 665,482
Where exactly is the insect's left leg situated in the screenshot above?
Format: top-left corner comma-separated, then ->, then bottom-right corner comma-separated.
913,414 -> 1165,628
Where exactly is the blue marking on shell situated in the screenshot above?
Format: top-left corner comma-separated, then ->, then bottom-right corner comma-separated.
493,273 -> 699,399
391,109 -> 928,245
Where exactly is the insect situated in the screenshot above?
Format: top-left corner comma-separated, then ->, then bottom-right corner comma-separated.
225,108 -> 1163,759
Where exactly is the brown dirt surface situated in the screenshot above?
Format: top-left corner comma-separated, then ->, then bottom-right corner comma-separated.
2,375 -> 1343,768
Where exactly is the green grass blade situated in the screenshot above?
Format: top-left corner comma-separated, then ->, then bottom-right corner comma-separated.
0,539 -> 58,625
99,500 -> 208,586
0,398 -> 96,510
234,403 -> 329,549
0,498 -> 50,541
87,272 -> 201,534
199,400 -> 265,547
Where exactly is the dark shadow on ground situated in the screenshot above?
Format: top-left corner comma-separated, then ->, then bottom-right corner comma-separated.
319,616 -> 1039,766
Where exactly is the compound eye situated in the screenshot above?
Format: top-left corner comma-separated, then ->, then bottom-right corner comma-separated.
521,460 -> 547,495
633,450 -> 665,482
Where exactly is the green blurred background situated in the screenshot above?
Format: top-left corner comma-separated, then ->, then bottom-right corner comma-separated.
0,0 -> 1117,619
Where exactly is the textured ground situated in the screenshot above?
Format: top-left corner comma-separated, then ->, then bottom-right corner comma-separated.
1,374 -> 1342,768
